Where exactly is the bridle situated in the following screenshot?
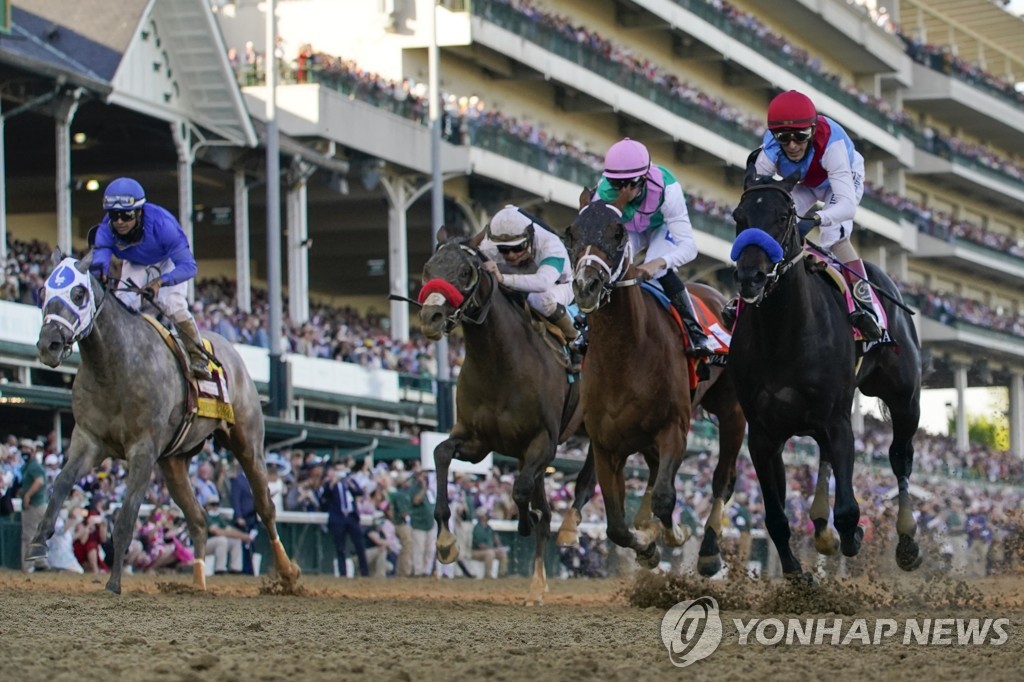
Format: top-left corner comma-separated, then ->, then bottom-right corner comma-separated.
421,244 -> 495,335
735,184 -> 805,306
571,203 -> 644,313
41,258 -> 106,362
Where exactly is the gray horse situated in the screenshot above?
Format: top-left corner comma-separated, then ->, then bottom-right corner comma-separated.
27,250 -> 300,594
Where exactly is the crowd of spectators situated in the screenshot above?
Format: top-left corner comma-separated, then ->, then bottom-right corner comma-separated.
4,408 -> 1023,579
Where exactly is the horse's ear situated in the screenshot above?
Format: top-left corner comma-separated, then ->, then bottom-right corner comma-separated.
50,247 -> 64,267
466,229 -> 486,249
743,147 -> 762,190
87,224 -> 100,247
779,172 -> 800,193
76,250 -> 95,274
435,226 -> 448,245
578,186 -> 593,210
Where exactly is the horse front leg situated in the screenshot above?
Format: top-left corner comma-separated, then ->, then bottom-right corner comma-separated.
27,429 -> 100,564
594,447 -> 659,568
106,445 -> 158,595
159,455 -> 209,590
526,467 -> 553,607
698,399 -> 744,576
433,430 -> 486,564
748,428 -> 805,579
651,430 -> 688,548
556,443 -> 595,547
809,460 -> 839,556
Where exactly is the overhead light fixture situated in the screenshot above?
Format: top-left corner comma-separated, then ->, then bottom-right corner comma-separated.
84,179 -> 100,191
72,132 -> 87,144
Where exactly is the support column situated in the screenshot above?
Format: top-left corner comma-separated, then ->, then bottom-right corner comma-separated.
171,121 -> 195,301
234,171 -> 252,314
954,362 -> 969,453
286,158 -> 315,325
1010,371 -> 1024,459
380,173 -> 433,344
54,91 -> 82,255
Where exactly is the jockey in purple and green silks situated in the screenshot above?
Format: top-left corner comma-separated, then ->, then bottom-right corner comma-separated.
90,177 -> 212,380
593,137 -> 714,357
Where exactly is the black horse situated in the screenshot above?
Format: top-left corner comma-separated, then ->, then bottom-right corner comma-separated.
730,174 -> 923,578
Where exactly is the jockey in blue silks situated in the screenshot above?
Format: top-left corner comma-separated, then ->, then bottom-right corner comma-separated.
594,138 -> 714,357
748,90 -> 883,341
91,177 -> 213,380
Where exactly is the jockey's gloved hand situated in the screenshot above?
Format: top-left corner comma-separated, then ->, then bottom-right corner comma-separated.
797,212 -> 821,237
142,278 -> 163,300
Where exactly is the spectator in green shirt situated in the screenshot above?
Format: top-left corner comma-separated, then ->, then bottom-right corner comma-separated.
205,496 -> 249,574
389,473 -> 415,577
470,508 -> 508,578
19,439 -> 49,572
409,469 -> 436,577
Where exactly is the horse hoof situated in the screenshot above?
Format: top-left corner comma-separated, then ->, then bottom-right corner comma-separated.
840,526 -> 864,558
436,540 -> 460,565
25,543 -> 48,561
697,554 -> 722,577
814,529 -> 840,556
784,571 -> 817,587
636,543 -> 660,570
555,530 -> 579,548
105,581 -> 122,596
896,534 -> 923,572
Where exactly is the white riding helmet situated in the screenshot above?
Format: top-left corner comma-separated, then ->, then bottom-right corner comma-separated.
487,205 -> 534,246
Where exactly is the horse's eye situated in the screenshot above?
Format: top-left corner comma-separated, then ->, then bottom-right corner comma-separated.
70,285 -> 88,307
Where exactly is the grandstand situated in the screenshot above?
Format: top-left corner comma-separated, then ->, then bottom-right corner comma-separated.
1,0 -> 1024,459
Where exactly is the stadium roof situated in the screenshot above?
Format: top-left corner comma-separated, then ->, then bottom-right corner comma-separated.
901,0 -> 1024,79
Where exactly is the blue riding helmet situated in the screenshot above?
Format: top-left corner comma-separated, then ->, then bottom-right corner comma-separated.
102,178 -> 147,211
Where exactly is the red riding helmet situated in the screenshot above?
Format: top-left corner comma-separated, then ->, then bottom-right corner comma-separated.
767,91 -> 817,131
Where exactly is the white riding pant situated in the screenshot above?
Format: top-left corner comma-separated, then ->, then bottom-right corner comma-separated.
116,259 -> 193,324
792,167 -> 865,248
526,281 -> 574,318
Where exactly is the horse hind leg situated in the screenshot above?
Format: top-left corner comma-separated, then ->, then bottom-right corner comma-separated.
556,444 -> 595,548
810,460 -> 839,557
159,455 -> 210,590
225,429 -> 300,591
889,400 -> 923,571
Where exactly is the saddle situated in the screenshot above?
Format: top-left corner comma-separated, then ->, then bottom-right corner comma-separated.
640,283 -> 731,390
530,312 -> 581,375
802,249 -> 893,351
141,314 -> 235,424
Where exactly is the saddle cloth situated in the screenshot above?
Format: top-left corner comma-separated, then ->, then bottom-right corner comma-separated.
141,315 -> 235,424
803,248 -> 890,344
640,283 -> 731,389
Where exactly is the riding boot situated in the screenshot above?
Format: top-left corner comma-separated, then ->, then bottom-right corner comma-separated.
667,290 -> 715,358
546,304 -> 579,342
175,318 -> 214,381
842,259 -> 883,341
722,297 -> 739,328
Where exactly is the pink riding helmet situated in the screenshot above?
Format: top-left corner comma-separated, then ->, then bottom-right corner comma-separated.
603,138 -> 651,180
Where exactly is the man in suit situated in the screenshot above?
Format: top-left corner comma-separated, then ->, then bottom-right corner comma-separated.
320,463 -> 369,577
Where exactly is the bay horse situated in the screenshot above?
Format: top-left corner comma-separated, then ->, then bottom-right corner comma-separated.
419,237 -> 590,605
29,250 -> 300,594
730,173 -> 923,578
565,189 -> 747,572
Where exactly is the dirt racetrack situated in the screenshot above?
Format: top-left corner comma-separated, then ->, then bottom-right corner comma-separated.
1,569 -> 1022,682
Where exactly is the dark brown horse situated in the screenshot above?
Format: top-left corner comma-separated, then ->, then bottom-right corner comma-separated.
419,237 -> 588,604
730,174 -> 923,578
565,189 -> 746,571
